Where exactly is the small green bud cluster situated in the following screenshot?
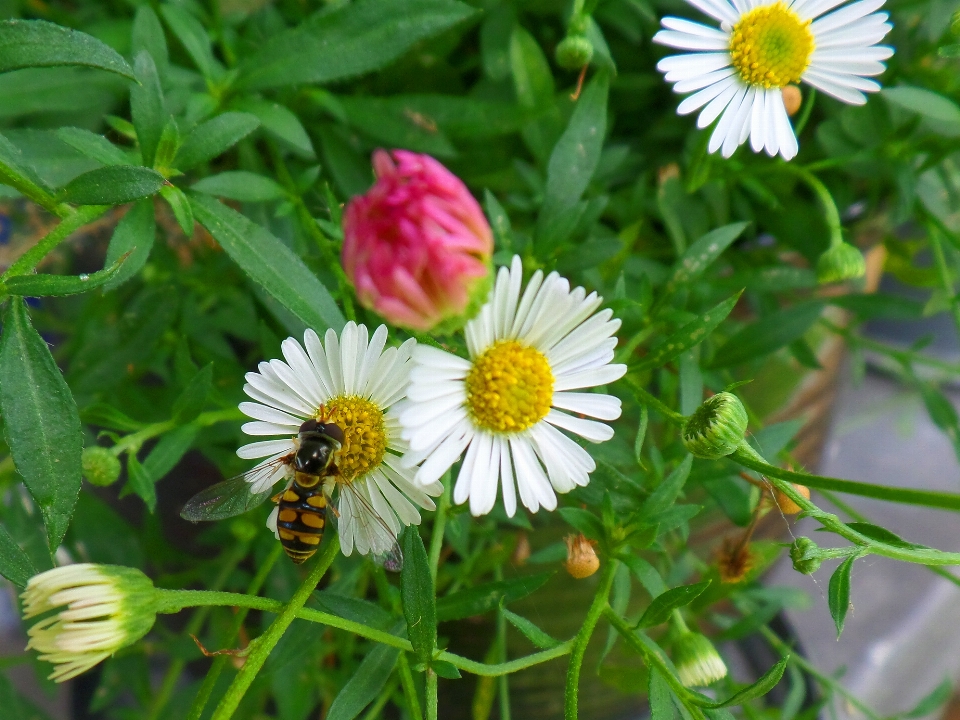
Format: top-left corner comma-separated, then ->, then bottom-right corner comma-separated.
682,392 -> 748,460
790,537 -> 822,575
555,13 -> 594,70
81,446 -> 122,487
817,242 -> 866,284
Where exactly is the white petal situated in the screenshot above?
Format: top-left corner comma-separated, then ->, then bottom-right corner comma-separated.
546,409 -> 615,443
239,402 -> 302,426
412,344 -> 472,372
771,91 -> 798,160
749,87 -> 767,152
697,77 -> 743,128
405,407 -> 469,452
324,327 -> 344,396
469,432 -> 499,516
677,75 -> 737,115
303,329 -> 336,399
675,67 -> 737,93
356,324 -> 388,396
553,364 -> 627,391
509,266 -> 545,339
685,0 -> 739,23
801,69 -> 868,104
241,421 -> 298,436
661,17 -> 730,40
510,437 -> 556,513
414,421 -> 474,486
280,337 -> 326,407
654,29 -> 730,51
709,85 -> 749,154
454,435 -> 480,506
810,0 -> 885,34
237,439 -> 294,459
551,392 -> 622,420
498,437 -> 517,518
659,52 -> 733,81
243,382 -> 312,418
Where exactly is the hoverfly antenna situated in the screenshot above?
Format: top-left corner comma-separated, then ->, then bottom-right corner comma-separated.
299,418 -> 319,433
317,403 -> 339,423
320,423 -> 345,445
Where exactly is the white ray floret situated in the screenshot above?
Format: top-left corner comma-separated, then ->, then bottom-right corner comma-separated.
653,0 -> 893,160
399,256 -> 626,517
239,322 -> 442,558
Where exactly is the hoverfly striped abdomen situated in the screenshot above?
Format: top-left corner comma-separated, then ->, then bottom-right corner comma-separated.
275,482 -> 328,564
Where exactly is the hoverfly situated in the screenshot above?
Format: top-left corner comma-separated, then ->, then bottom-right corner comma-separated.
180,418 -> 403,570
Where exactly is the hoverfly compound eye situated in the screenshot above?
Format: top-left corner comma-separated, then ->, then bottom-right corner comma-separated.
299,419 -> 319,433
321,423 -> 345,445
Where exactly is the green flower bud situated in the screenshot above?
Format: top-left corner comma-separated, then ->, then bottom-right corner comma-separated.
790,537 -> 822,575
22,564 -> 158,682
682,392 -> 748,460
817,242 -> 866,284
555,36 -> 594,70
81,446 -> 122,487
673,630 -> 727,687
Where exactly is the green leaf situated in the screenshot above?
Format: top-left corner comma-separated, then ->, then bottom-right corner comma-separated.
125,454 -> 156,513
538,72 -> 609,244
649,669 -> 678,720
103,199 -> 156,290
313,591 -> 396,630
80,402 -> 144,432
436,572 -> 553,621
634,405 -> 649,466
240,0 -> 477,90
558,507 -> 604,539
57,165 -> 164,206
189,193 -> 345,332
336,95 -> 457,158
234,99 -> 315,158
3,253 -> 130,297
640,454 -> 693,520
905,679 -> 952,718
401,527 -> 436,664
845,522 -> 924,550
619,554 -> 667,597
883,86 -> 960,129
326,629 -> 402,720
0,521 -> 37,588
709,301 -> 824,369
665,222 -> 750,294
142,425 -> 199,482
192,171 -> 286,202
510,24 -> 559,160
172,363 -> 212,424
828,293 -> 925,320
432,660 -> 462,679
130,51 -> 167,169
175,112 -> 260,171
704,657 -> 788,708
637,580 -> 710,628
500,607 -> 560,649
160,185 -> 193,236
0,131 -> 56,207
828,556 -> 854,638
0,299 -> 82,550
159,5 -> 222,81
57,127 -> 129,166
132,7 -> 169,77
635,292 -> 741,371
0,19 -> 134,79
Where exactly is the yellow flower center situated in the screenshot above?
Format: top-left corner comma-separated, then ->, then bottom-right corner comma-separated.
322,396 -> 387,483
465,341 -> 554,434
729,2 -> 814,88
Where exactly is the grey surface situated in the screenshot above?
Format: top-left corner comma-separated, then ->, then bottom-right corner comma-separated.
768,369 -> 960,716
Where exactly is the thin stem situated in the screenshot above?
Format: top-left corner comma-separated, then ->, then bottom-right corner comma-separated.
428,472 -> 451,584
929,226 -> 960,341
2,205 -> 108,280
210,536 -> 340,720
0,161 -> 62,216
426,668 -> 438,720
789,166 -> 844,248
111,408 -> 244,456
185,543 -> 283,720
397,653 -> 424,720
154,585 -> 575,676
625,377 -> 685,422
564,559 -> 618,720
793,87 -> 817,136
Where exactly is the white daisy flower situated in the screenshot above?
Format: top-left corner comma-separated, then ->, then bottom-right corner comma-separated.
654,0 -> 894,159
238,322 -> 442,558
398,256 -> 626,517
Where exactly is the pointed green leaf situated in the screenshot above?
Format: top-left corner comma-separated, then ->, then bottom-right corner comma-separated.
637,580 -> 710,629
0,521 -> 37,588
103,199 -> 156,290
883,86 -> 960,128
239,0 -> 477,90
57,127 -> 129,166
401,527 -> 436,664
160,185 -> 193,237
172,363 -> 212,424
132,7 -> 168,77
57,165 -> 164,206
703,657 -> 788,708
326,623 -> 403,720
0,299 -> 82,550
235,99 -> 315,158
435,572 -> 553,621
828,557 -> 854,638
665,222 -> 750,294
175,112 -> 260,171
130,51 -> 167,168
710,301 -> 824,369
192,171 -> 286,202
3,252 -> 130,297
635,292 -> 741,372
649,669 -> 678,720
125,454 -> 156,512
142,425 -> 199,484
558,507 -> 604,539
634,405 -> 649,466
0,19 -> 134,79
501,607 -> 560,649
640,454 -> 693,520
189,193 -> 345,332
159,5 -> 222,81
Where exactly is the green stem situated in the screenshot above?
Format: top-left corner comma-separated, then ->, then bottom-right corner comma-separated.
929,225 -> 960,341
0,160 -> 62,216
603,608 -> 706,720
733,444 -> 960,565
789,166 -> 843,248
185,543 -> 283,720
153,585 -> 575,676
792,87 -> 817,136
428,473 -> 451,584
210,536 -> 340,720
564,559 -> 618,720
426,668 -> 438,720
397,653 -> 425,720
822,317 -> 960,377
112,408 -> 244,456
625,377 -> 685,423
2,205 -> 108,280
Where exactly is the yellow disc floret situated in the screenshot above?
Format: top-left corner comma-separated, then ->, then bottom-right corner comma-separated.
323,396 -> 387,483
729,2 -> 814,88
465,341 -> 554,433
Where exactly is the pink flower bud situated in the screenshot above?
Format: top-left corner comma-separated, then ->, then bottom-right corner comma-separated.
342,150 -> 494,332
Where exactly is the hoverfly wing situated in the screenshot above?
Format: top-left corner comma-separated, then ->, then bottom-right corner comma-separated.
180,457 -> 289,522
335,480 -> 404,572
